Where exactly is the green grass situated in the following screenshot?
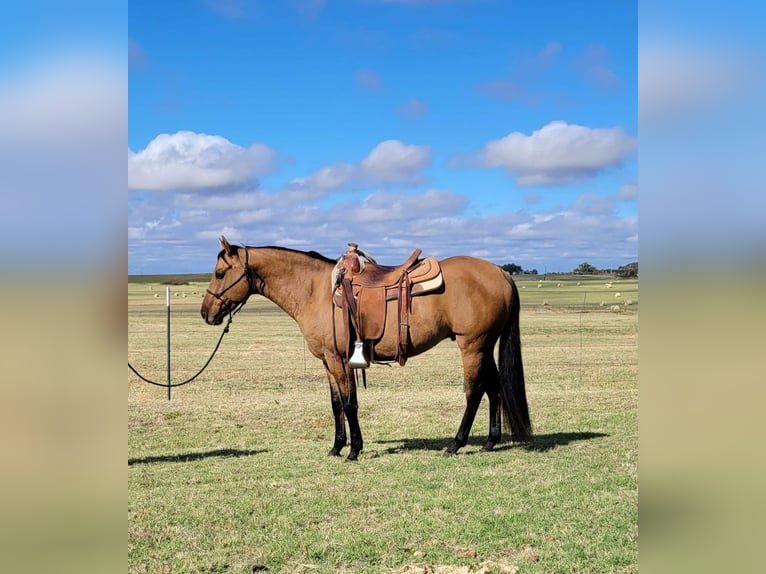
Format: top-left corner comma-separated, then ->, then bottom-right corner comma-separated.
129,278 -> 637,573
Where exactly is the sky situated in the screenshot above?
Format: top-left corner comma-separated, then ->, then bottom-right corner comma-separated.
128,0 -> 638,274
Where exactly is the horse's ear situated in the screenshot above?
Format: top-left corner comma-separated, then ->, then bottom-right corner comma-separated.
220,236 -> 232,256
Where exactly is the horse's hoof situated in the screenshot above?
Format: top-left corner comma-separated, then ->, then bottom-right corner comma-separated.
443,449 -> 457,457
480,444 -> 495,452
328,447 -> 343,457
344,454 -> 358,463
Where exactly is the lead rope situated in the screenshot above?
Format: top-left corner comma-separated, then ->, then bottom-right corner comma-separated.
128,303 -> 241,388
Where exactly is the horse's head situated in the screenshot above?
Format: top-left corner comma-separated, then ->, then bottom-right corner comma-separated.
200,236 -> 256,325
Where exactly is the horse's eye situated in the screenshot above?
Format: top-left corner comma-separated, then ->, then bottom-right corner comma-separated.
215,271 -> 225,280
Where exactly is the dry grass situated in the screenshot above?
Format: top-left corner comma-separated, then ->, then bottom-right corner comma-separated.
129,280 -> 637,573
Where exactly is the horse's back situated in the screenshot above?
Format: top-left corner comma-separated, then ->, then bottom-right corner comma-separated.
373,256 -> 513,358
436,256 -> 513,329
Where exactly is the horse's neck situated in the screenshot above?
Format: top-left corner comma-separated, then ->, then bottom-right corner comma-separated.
248,247 -> 329,321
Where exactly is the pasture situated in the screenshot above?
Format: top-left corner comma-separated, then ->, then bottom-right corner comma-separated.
128,274 -> 637,573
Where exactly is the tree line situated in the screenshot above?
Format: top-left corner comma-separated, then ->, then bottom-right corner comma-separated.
500,261 -> 638,278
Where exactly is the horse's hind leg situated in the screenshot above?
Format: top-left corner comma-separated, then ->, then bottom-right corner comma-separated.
481,365 -> 502,452
445,345 -> 495,456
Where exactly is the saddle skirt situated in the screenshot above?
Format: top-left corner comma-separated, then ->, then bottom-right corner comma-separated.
332,243 -> 443,366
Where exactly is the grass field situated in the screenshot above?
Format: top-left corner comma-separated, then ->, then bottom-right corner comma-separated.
129,274 -> 637,573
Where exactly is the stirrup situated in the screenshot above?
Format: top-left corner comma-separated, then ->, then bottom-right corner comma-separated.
349,341 -> 369,369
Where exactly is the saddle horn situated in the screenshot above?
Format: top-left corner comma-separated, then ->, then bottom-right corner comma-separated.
347,242 -> 377,265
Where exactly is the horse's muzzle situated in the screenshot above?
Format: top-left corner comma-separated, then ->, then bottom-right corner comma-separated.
200,303 -> 225,326
201,308 -> 225,326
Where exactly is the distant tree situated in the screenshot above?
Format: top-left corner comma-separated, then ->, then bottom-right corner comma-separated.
500,263 -> 523,275
525,269 -> 538,275
574,262 -> 598,274
617,262 -> 638,278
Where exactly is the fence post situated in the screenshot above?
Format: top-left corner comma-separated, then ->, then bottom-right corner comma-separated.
166,286 -> 171,401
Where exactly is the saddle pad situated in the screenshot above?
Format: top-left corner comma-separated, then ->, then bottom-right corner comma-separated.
406,256 -> 441,283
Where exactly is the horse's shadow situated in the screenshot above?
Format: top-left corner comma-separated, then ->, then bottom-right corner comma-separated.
376,431 -> 607,455
128,448 -> 267,466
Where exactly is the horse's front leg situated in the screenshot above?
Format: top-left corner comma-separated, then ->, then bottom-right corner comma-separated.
342,370 -> 364,462
324,364 -> 347,457
324,358 -> 364,461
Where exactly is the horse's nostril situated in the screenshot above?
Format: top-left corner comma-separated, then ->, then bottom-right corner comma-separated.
201,309 -> 207,321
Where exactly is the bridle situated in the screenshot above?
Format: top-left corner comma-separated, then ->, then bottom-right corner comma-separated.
206,247 -> 260,318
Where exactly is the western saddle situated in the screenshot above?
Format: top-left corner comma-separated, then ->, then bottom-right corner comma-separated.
332,243 -> 443,369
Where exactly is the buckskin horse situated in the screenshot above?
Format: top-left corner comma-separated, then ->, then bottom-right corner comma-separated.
201,236 -> 531,461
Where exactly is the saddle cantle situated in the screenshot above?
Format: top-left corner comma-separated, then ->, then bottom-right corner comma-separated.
332,243 -> 443,368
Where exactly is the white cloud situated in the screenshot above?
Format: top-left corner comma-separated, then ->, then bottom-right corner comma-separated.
131,183 -> 638,273
282,139 -> 431,195
345,188 -> 466,223
469,120 -> 637,186
128,131 -> 280,191
196,226 -> 241,241
284,163 -> 355,198
176,192 -> 262,211
359,139 -> 431,185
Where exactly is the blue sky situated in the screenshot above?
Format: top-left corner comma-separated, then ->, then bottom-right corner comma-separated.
129,0 -> 637,274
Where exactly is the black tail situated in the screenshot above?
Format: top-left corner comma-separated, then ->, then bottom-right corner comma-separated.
498,278 -> 532,442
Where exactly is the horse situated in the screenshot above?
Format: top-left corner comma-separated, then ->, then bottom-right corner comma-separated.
201,236 -> 531,461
